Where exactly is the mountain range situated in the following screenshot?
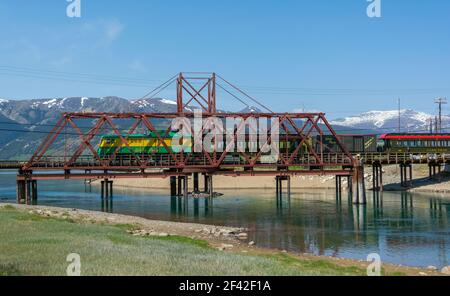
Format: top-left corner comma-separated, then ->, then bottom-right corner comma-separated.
0,96 -> 446,159
330,109 -> 448,134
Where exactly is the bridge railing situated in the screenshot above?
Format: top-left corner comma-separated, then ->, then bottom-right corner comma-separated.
0,161 -> 26,169
359,152 -> 450,164
19,152 -> 449,171
22,153 -> 354,170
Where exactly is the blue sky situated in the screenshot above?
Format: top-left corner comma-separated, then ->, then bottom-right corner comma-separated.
0,0 -> 449,117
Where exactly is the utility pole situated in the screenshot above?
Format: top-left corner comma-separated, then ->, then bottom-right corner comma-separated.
435,116 -> 439,134
435,97 -> 447,133
398,98 -> 401,133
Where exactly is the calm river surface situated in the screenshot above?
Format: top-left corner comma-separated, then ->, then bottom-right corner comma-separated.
1,170 -> 449,268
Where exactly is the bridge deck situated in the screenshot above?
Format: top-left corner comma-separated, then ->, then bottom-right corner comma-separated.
0,161 -> 26,169
5,152 -> 448,171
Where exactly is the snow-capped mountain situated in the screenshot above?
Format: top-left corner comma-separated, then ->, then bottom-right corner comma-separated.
0,97 -> 266,159
0,96 -> 445,159
330,109 -> 448,133
0,97 -> 184,159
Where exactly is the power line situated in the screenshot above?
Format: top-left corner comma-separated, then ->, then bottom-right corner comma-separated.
2,65 -> 449,99
1,120 -> 450,137
137,74 -> 179,101
216,74 -> 273,113
0,65 -> 159,84
216,82 -> 249,108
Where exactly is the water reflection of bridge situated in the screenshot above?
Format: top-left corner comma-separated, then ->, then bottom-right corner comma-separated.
219,191 -> 448,259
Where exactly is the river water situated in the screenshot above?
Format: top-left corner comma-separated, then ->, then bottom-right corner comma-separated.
0,170 -> 449,268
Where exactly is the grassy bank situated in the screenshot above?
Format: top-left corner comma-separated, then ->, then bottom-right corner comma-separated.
0,205 -> 382,276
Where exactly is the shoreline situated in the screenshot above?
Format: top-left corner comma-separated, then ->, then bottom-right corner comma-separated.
1,203 -> 447,276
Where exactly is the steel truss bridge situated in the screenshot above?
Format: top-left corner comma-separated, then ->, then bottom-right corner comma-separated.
3,73 -> 447,205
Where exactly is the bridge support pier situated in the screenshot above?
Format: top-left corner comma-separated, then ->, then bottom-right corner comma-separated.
347,175 -> 352,193
428,163 -> 442,181
400,163 -> 412,188
203,174 -> 209,194
31,180 -> 37,202
335,176 -> 343,198
175,176 -> 189,198
101,179 -> 113,199
372,163 -> 383,191
170,176 -> 177,196
177,176 -> 183,196
352,163 -> 366,205
16,179 -> 37,204
208,175 -> 214,198
276,176 -> 291,198
16,180 -> 25,204
193,173 -> 199,193
184,176 -> 189,199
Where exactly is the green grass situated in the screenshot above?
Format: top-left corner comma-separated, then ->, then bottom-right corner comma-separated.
0,207 -> 373,276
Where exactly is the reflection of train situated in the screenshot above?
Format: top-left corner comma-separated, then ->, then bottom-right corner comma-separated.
97,132 -> 450,159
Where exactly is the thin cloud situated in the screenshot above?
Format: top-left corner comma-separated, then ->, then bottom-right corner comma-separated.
102,19 -> 125,43
128,59 -> 147,72
81,19 -> 125,46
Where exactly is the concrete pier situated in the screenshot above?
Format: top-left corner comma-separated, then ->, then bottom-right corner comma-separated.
352,160 -> 367,204
16,179 -> 38,204
204,174 -> 210,193
193,173 -> 199,193
400,163 -> 412,187
428,162 -> 442,181
101,179 -> 113,199
208,175 -> 214,198
170,176 -> 177,196
372,163 -> 383,191
276,176 -> 291,198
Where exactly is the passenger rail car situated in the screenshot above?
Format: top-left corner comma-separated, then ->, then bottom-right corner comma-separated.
379,133 -> 450,153
318,134 -> 377,153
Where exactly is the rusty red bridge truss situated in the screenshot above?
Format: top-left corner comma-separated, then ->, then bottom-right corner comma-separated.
16,73 -> 366,204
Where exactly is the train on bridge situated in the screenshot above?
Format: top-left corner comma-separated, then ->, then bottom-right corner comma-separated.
97,132 -> 450,160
